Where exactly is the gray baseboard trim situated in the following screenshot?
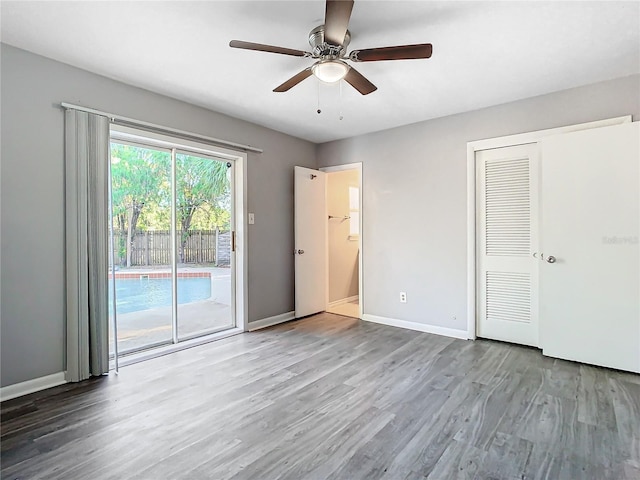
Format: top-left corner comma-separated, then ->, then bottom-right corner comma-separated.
248,311 -> 296,331
362,314 -> 469,340
1,372 -> 67,402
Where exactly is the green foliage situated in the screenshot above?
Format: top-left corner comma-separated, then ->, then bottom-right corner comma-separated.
110,143 -> 231,264
110,143 -> 169,265
110,143 -> 169,221
175,153 -> 230,233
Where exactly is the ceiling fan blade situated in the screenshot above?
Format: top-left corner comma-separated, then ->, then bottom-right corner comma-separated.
349,43 -> 433,62
324,0 -> 354,46
273,68 -> 314,92
229,40 -> 309,57
344,66 -> 377,95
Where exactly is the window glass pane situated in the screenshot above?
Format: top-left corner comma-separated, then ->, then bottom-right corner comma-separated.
349,211 -> 360,237
176,153 -> 234,339
349,186 -> 359,210
109,142 -> 173,354
348,186 -> 359,236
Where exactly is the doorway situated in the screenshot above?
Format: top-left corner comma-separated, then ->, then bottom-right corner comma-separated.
293,163 -> 363,320
322,164 -> 362,319
108,125 -> 246,361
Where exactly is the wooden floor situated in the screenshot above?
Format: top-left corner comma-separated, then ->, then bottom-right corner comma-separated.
2,313 -> 639,480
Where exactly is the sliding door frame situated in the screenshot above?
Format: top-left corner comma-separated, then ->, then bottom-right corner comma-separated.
109,125 -> 248,363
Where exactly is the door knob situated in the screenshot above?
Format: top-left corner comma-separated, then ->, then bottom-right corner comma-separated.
297,249 -> 305,255
545,255 -> 556,263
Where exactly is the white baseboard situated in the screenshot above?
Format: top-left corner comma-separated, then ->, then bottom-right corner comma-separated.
327,295 -> 359,308
248,311 -> 295,331
362,314 -> 469,340
1,372 -> 67,402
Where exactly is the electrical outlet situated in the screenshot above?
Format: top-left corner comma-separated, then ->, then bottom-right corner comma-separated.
400,292 -> 407,303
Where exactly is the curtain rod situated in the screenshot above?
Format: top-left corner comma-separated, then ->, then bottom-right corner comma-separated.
60,102 -> 263,154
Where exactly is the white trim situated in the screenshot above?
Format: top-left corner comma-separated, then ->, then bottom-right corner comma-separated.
362,314 -> 468,340
235,151 -> 249,332
466,115 -> 633,340
468,116 -> 632,151
319,162 -> 363,173
112,125 -> 244,162
1,372 -> 67,402
328,295 -> 359,308
467,142 -> 478,340
248,311 -> 296,331
320,163 -> 364,320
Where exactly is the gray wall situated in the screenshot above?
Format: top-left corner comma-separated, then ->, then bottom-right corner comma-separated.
317,74 -> 640,333
0,44 -> 315,387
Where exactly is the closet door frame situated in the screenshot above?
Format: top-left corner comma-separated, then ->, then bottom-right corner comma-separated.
466,115 -> 631,340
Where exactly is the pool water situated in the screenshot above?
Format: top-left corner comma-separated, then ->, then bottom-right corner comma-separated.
109,277 -> 211,314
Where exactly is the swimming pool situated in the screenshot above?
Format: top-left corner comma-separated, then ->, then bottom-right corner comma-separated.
109,277 -> 211,314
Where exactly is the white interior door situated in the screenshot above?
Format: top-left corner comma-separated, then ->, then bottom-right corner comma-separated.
294,166 -> 327,318
476,143 -> 540,347
540,122 -> 639,373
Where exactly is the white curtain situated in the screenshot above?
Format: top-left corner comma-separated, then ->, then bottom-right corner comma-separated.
65,109 -> 110,382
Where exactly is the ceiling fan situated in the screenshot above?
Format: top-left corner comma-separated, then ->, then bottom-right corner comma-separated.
229,0 -> 433,95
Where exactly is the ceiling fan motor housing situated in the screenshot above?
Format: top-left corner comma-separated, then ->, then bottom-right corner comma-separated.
229,0 -> 431,95
309,25 -> 351,58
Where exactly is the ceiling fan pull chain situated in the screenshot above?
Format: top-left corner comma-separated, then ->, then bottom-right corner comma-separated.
317,79 -> 322,114
339,80 -> 344,121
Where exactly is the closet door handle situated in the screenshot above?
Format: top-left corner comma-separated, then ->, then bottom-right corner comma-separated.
540,253 -> 557,263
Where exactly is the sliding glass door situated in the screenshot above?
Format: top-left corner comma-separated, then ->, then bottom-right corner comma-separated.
175,152 -> 235,339
108,135 -> 235,357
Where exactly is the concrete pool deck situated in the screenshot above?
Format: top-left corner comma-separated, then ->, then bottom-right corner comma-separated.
110,266 -> 233,353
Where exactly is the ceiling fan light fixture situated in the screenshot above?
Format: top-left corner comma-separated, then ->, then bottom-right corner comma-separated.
312,60 -> 349,83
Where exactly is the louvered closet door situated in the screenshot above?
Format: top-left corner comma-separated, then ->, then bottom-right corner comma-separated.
476,144 -> 539,347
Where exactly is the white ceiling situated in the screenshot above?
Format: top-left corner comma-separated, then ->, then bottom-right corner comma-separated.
1,1 -> 639,143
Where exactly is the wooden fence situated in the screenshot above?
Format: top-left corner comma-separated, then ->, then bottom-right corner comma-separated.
113,230 -> 230,266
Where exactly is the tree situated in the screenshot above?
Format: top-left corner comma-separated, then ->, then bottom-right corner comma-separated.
110,144 -> 230,267
175,154 -> 230,263
110,143 -> 169,266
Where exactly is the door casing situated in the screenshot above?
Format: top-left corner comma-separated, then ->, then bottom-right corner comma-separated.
320,162 -> 363,319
